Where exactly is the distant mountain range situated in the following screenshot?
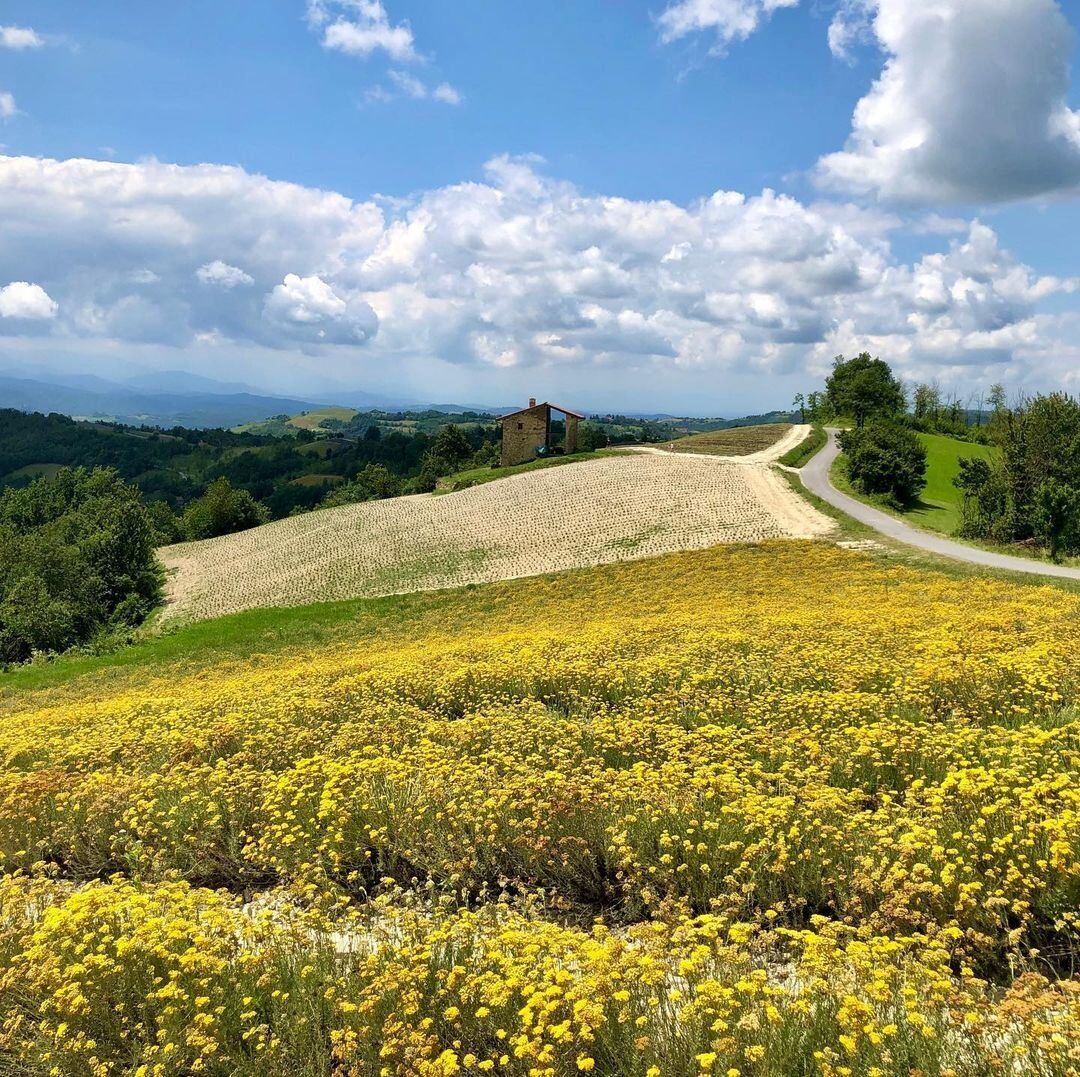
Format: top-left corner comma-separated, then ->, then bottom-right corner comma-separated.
0,366 -> 789,428
0,373 -> 342,429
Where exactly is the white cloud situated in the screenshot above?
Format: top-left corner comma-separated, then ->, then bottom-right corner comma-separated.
817,0 -> 1080,204
0,281 -> 58,320
0,26 -> 44,49
307,0 -> 417,62
366,69 -> 462,106
0,93 -> 17,120
264,273 -> 377,344
657,0 -> 799,49
196,260 -> 255,288
432,82 -> 463,106
0,152 -> 1075,395
657,0 -> 1080,207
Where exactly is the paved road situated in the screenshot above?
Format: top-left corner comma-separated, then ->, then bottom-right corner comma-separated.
802,428 -> 1080,581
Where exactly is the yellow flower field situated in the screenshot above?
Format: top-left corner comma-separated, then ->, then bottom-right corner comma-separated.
2,542 -> 1080,1074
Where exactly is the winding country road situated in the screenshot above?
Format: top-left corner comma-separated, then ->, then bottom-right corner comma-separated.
802,428 -> 1080,582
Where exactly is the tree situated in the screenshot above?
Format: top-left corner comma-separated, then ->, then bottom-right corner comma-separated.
912,383 -> 942,423
428,424 -> 472,470
0,467 -> 162,664
825,353 -> 906,427
839,422 -> 927,506
1032,480 -> 1080,562
146,500 -> 182,546
321,465 -> 402,508
181,478 -> 268,541
792,393 -> 806,423
953,393 -> 1080,555
577,422 -> 609,452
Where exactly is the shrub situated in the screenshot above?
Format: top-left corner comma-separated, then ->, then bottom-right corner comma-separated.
839,422 -> 927,505
0,467 -> 161,663
181,477 -> 268,541
321,465 -> 403,509
1032,479 -> 1080,561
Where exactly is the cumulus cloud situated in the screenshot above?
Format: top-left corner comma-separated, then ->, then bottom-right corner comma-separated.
0,93 -> 17,120
263,273 -> 378,344
0,25 -> 43,49
307,0 -> 417,62
196,260 -> 255,288
0,152 -> 1075,392
658,0 -> 1080,207
657,0 -> 799,49
0,281 -> 58,320
818,0 -> 1080,204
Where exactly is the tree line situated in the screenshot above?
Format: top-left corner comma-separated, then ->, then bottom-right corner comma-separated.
799,353 -> 1080,561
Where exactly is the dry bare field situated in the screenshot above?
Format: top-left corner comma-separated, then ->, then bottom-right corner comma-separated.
661,422 -> 793,456
160,453 -> 833,624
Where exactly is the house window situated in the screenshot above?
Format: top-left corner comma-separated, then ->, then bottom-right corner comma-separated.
517,422 -> 524,430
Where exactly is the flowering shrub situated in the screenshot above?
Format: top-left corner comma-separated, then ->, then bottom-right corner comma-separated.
2,542 -> 1080,1072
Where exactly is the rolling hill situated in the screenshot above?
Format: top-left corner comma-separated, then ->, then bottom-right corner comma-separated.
159,450 -> 833,624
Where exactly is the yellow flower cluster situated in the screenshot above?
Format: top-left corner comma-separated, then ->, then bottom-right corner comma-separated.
1,542 -> 1079,1073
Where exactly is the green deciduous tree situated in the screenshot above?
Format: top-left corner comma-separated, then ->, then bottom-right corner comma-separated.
0,467 -> 162,664
181,478 -> 268,541
825,353 -> 906,427
320,465 -> 403,508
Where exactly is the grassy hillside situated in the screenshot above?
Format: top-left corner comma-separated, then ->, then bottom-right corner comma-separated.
662,423 -> 792,456
2,542 -> 1079,1072
834,430 -> 999,534
912,432 -> 999,532
159,452 -> 831,624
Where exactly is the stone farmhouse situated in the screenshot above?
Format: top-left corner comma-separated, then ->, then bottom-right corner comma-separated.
499,399 -> 585,468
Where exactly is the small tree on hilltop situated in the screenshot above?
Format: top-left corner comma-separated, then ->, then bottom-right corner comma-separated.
839,422 -> 927,506
826,353 -> 906,427
181,478 -> 268,541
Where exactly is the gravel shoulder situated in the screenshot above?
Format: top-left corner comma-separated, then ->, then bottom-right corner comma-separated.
803,428 -> 1080,581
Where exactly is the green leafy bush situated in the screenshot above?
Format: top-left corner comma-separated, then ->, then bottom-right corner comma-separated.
1032,479 -> 1080,562
839,422 -> 927,506
181,477 -> 268,540
0,467 -> 162,664
320,465 -> 403,508
955,393 -> 1080,557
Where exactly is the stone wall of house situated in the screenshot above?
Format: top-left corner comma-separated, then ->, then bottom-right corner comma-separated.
565,415 -> 579,455
501,405 -> 550,466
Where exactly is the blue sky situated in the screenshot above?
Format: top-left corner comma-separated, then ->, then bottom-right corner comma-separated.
2,0 -> 1080,413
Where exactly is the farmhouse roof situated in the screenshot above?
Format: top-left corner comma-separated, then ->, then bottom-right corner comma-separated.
499,401 -> 586,421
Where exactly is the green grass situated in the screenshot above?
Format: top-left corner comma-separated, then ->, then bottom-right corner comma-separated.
663,424 -> 791,457
2,462 -> 65,481
831,432 -> 998,535
911,433 -> 999,533
778,427 -> 826,469
287,407 -> 359,432
289,474 -> 345,488
780,467 -> 1080,595
0,587 -> 460,699
434,449 -> 622,494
